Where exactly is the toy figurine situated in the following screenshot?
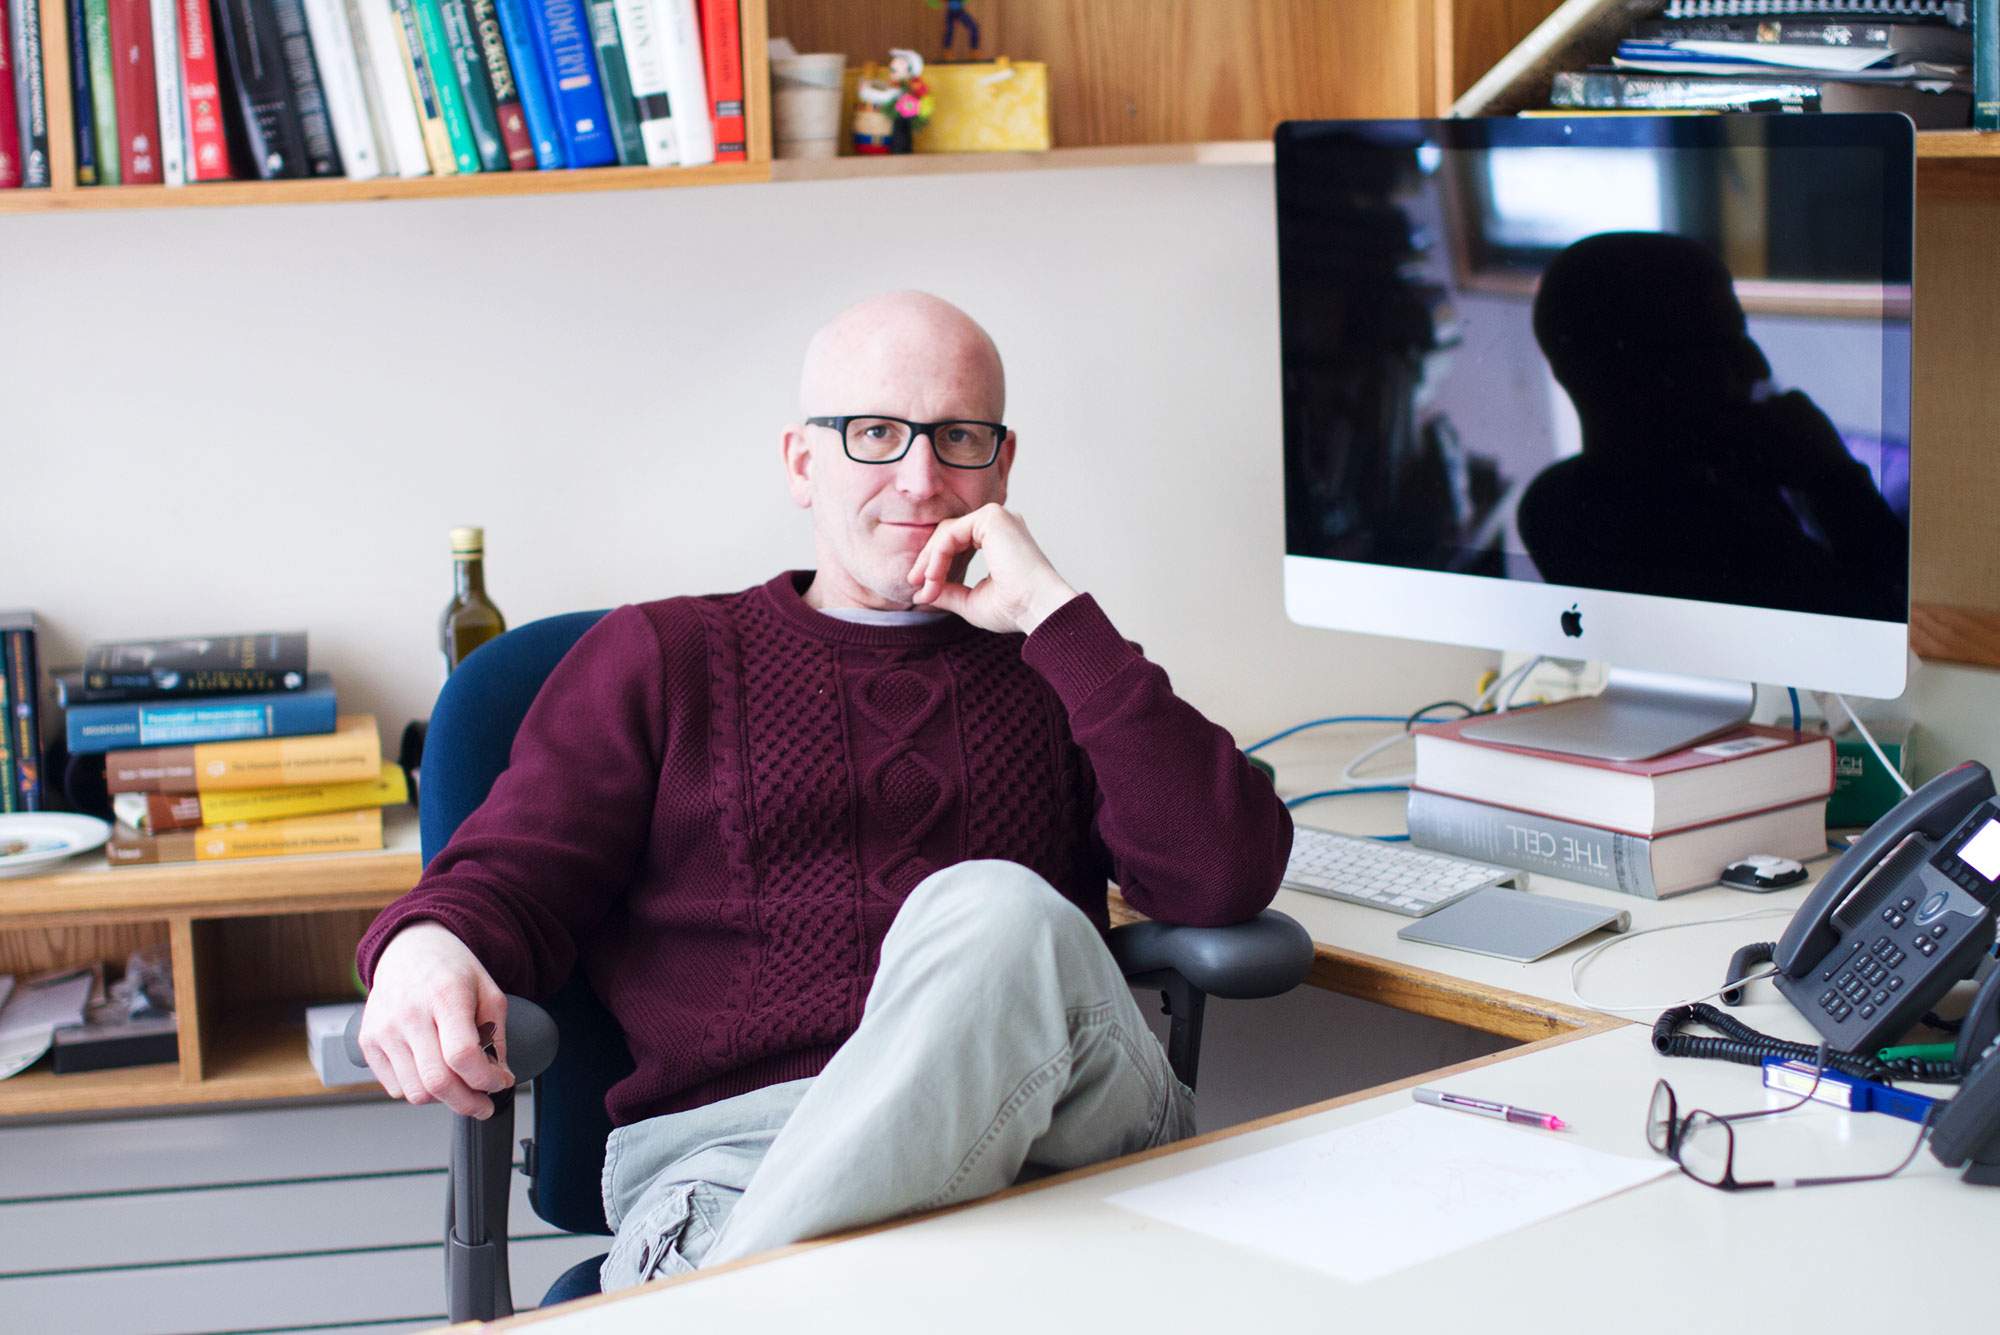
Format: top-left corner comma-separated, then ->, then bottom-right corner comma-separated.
853,48 -> 934,155
926,0 -> 980,52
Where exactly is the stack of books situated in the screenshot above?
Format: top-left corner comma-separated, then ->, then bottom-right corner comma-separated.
1557,3 -> 1975,125
49,632 -> 406,865
1454,0 -> 1979,128
1405,710 -> 1835,899
0,0 -> 745,192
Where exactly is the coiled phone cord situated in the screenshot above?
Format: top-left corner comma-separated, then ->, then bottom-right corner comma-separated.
1653,1003 -> 1966,1084
1654,1003 -> 1895,1081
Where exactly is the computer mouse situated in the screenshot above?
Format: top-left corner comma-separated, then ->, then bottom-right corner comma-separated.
1720,855 -> 1809,891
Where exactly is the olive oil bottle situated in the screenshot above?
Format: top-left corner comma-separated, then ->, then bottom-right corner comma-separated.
440,527 -> 507,674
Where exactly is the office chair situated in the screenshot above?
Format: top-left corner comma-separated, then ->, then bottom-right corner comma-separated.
353,610 -> 1316,1322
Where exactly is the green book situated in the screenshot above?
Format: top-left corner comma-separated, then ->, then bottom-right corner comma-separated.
410,0 -> 481,172
437,0 -> 508,171
585,0 -> 644,167
83,0 -> 119,186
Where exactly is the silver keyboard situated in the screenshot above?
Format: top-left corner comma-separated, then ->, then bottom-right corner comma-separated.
1282,826 -> 1520,917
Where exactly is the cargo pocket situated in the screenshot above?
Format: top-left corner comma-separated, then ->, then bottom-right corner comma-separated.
598,1181 -> 711,1292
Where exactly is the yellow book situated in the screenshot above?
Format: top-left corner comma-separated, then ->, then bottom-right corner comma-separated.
114,767 -> 410,833
105,716 -> 382,795
107,809 -> 386,866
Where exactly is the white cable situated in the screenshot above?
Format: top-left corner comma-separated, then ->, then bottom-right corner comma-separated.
1340,655 -> 1550,785
1477,655 -> 1543,714
1830,692 -> 1915,798
1567,905 -> 1795,1013
1338,731 -> 1416,786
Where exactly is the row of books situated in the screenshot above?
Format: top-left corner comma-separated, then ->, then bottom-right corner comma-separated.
45,630 -> 404,864
1547,3 -> 1978,126
0,0 -> 744,188
0,613 -> 46,813
1405,709 -> 1838,899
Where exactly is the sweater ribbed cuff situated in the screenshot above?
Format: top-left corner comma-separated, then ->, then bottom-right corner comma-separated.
1021,594 -> 1143,713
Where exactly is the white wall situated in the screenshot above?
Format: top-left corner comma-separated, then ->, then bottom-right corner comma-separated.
1,163 -> 1994,772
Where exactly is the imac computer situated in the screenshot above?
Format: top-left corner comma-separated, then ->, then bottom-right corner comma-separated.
1275,114 -> 1914,761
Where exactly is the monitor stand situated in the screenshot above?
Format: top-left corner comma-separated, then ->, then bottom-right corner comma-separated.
1458,668 -> 1756,763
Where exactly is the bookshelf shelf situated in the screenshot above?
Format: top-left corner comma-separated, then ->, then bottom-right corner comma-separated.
0,817 -> 419,1120
0,1 -> 1553,216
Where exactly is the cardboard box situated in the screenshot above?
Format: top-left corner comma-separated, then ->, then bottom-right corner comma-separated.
306,1002 -> 375,1087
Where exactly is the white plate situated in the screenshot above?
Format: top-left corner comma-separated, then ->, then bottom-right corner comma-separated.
0,813 -> 112,878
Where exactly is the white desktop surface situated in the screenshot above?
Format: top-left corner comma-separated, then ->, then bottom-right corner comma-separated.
507,1026 -> 1979,1335
494,732 -> 1992,1335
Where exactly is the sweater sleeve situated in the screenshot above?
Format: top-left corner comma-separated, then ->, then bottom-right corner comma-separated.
1020,595 -> 1293,927
355,603 -> 683,997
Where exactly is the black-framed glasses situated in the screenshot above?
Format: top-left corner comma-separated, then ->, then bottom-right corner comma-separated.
805,415 -> 1006,469
1646,1070 -> 1931,1191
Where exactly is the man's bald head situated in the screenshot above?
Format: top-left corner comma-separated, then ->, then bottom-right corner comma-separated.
798,291 -> 1006,421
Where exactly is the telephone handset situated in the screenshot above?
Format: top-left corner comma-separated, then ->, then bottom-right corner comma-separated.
1757,761 -> 2000,1054
1930,962 -> 2000,1184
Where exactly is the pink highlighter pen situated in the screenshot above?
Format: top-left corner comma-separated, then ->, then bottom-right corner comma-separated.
1412,1087 -> 1568,1131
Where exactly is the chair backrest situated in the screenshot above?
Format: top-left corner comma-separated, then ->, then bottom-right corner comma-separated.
421,610 -> 632,1237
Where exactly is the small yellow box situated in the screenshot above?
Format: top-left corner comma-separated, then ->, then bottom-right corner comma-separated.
844,58 -> 1051,154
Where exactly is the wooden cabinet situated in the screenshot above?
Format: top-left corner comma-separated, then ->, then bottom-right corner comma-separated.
0,817 -> 420,1118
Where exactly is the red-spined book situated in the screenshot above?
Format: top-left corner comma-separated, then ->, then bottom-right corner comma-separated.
176,0 -> 232,178
0,10 -> 21,188
695,0 -> 740,161
1409,712 -> 1835,836
107,0 -> 164,182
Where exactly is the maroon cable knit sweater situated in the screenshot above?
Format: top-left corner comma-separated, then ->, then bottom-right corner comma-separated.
357,572 -> 1292,1128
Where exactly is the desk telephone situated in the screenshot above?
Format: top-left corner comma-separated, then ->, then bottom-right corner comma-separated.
1721,760 -> 2000,1184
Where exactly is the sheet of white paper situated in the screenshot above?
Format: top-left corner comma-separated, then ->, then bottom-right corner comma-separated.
0,969 -> 92,1038
1105,1105 -> 1673,1283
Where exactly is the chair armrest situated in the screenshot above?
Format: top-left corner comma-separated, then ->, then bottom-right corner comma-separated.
1108,910 -> 1315,1000
343,995 -> 561,1082
342,996 -> 561,1324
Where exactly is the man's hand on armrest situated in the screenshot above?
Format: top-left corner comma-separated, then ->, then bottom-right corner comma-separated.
358,921 -> 515,1120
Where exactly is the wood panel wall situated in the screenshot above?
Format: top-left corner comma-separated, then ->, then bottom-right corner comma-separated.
767,0 -> 1435,144
1910,198 -> 2000,669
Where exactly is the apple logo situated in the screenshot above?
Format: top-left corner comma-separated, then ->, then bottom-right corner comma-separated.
1560,604 -> 1583,638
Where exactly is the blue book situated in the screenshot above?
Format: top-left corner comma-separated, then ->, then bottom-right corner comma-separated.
66,0 -> 98,183
66,673 -> 339,754
495,0 -> 565,167
523,0 -> 616,167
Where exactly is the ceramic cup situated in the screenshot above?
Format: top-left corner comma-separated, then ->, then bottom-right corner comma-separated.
771,53 -> 849,159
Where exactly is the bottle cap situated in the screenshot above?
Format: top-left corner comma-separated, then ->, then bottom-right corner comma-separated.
450,526 -> 486,555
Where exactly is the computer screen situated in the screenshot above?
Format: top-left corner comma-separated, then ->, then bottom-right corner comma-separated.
1276,114 -> 1914,758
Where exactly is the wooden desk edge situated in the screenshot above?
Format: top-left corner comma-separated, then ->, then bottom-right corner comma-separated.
1105,893 -> 1606,1043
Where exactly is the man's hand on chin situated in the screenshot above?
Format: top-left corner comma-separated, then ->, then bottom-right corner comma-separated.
906,503 -> 1079,635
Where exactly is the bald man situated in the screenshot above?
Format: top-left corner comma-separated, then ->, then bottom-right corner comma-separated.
356,292 -> 1291,1288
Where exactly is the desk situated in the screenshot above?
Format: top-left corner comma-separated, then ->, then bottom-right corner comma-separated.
476,737 -> 1990,1335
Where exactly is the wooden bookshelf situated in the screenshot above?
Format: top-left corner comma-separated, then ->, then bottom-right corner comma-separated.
0,815 -> 420,1119
0,0 -> 1574,215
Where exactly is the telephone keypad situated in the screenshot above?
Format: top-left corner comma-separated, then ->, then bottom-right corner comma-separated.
1888,976 -> 1903,991
1883,907 -> 1907,928
1861,1004 -> 1877,1018
1873,990 -> 1890,1005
